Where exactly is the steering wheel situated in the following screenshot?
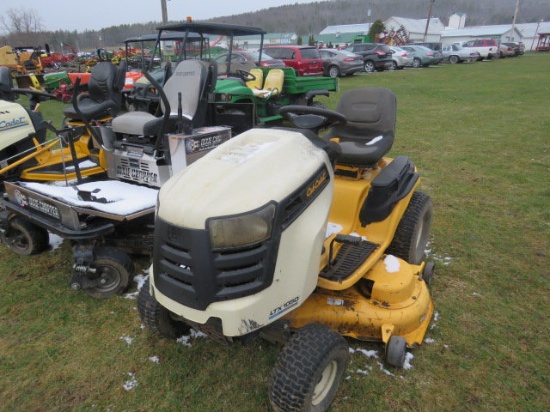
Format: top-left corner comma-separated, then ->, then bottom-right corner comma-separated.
279,105 -> 347,131
235,69 -> 256,83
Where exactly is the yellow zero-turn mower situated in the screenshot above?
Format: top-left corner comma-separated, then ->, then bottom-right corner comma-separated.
138,88 -> 435,411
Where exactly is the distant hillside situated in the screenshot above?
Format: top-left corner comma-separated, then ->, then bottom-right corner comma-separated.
206,0 -> 550,35
3,0 -> 549,50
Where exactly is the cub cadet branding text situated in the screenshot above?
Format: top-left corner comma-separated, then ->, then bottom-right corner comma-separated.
0,116 -> 29,132
307,170 -> 328,197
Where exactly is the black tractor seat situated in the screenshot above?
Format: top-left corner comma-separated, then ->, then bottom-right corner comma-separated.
63,61 -> 126,121
324,87 -> 397,167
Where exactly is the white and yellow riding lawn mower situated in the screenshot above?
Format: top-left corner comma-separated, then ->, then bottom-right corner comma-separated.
138,88 -> 435,411
0,61 -> 126,185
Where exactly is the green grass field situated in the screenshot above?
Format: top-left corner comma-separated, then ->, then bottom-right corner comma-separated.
1,53 -> 549,411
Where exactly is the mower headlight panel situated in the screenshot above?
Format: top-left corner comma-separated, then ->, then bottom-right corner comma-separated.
208,203 -> 276,250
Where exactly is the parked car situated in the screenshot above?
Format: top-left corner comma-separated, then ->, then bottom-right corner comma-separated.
318,49 -> 363,77
388,46 -> 412,69
412,42 -> 443,53
462,38 -> 499,60
400,45 -> 440,67
498,42 -> 517,58
515,41 -> 525,55
411,42 -> 443,64
263,45 -> 324,76
214,50 -> 286,74
442,43 -> 480,63
345,43 -> 393,72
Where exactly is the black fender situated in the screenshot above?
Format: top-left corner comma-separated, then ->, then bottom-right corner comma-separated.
360,155 -> 419,226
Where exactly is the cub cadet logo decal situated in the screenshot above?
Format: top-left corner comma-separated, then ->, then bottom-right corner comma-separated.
306,170 -> 328,197
14,189 -> 60,219
269,296 -> 299,320
0,117 -> 29,132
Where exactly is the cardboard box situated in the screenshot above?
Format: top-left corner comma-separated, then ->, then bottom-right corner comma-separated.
168,126 -> 231,175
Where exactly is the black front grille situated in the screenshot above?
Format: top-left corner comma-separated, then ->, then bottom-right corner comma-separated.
153,217 -> 278,311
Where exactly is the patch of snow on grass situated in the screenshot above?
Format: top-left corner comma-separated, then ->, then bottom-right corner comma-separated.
123,372 -> 138,391
355,348 -> 379,359
149,356 -> 160,364
48,232 -> 64,252
377,361 -> 394,376
403,352 -> 414,370
177,328 -> 207,347
124,274 -> 149,299
120,335 -> 134,346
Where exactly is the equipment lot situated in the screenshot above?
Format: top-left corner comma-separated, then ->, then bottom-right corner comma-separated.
1,53 -> 548,411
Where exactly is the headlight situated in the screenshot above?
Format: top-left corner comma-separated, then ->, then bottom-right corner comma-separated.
208,203 -> 276,250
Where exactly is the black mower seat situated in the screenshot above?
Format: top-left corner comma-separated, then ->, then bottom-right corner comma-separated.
111,60 -> 212,137
63,61 -> 126,120
324,87 -> 396,167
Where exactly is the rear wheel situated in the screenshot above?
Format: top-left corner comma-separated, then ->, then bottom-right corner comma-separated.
386,192 -> 433,265
269,323 -> 349,412
6,218 -> 49,255
328,65 -> 339,78
364,60 -> 376,72
85,247 -> 133,298
138,278 -> 190,339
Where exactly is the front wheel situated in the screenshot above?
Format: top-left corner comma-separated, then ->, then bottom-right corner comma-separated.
449,55 -> 459,64
85,247 -> 133,298
386,335 -> 408,367
6,218 -> 49,255
138,278 -> 190,339
269,323 -> 349,412
364,60 -> 376,73
388,61 -> 397,70
412,58 -> 422,68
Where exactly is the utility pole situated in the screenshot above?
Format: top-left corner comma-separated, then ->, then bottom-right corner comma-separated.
161,0 -> 168,24
511,0 -> 520,41
531,19 -> 543,50
423,0 -> 435,42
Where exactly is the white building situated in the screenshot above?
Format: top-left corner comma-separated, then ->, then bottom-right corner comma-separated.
441,25 -> 523,47
448,13 -> 467,30
515,21 -> 550,51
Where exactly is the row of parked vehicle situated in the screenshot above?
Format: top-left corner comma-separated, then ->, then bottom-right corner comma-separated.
229,39 -> 525,79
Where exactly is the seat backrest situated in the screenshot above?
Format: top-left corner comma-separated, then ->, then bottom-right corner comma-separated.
87,61 -> 119,104
159,60 -> 209,118
324,87 -> 397,167
262,69 -> 284,95
332,87 -> 396,139
246,68 -> 264,90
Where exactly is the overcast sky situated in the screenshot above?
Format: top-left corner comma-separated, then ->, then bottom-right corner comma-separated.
1,0 -> 318,32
